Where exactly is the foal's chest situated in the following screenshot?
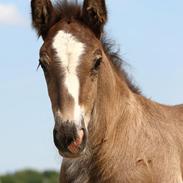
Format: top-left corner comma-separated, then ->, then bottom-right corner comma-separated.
63,158 -> 152,183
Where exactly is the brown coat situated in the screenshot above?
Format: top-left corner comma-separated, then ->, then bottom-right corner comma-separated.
31,0 -> 183,182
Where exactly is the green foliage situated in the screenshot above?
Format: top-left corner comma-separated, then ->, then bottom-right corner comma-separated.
0,170 -> 59,183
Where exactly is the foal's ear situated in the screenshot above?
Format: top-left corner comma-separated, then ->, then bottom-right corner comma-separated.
31,0 -> 55,39
82,0 -> 107,38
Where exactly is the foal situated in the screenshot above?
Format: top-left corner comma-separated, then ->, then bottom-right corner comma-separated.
31,0 -> 183,182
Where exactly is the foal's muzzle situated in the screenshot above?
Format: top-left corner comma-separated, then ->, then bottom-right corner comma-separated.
53,119 -> 87,158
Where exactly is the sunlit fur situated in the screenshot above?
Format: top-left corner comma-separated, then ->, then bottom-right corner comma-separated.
31,0 -> 183,183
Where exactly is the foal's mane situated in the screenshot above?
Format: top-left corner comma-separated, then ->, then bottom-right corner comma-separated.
53,1 -> 141,94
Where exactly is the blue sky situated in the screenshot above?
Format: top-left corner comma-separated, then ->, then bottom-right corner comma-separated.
0,0 -> 183,174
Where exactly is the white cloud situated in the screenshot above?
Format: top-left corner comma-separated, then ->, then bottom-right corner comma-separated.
0,4 -> 25,26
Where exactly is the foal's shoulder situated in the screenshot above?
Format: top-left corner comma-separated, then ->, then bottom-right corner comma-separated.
173,104 -> 183,109
162,103 -> 183,112
172,104 -> 183,115
161,103 -> 183,121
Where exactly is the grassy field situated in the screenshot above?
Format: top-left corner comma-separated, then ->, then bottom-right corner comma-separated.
0,170 -> 59,183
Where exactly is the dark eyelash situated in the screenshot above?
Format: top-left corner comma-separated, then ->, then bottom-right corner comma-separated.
37,59 -> 47,72
37,62 -> 41,71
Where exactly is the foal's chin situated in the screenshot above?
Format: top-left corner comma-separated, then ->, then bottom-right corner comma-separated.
59,147 -> 87,159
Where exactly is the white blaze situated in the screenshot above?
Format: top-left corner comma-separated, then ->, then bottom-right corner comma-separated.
52,30 -> 85,123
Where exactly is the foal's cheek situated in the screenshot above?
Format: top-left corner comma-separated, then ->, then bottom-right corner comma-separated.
82,80 -> 97,111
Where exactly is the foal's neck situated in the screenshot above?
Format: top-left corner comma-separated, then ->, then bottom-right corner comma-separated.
86,55 -> 140,181
89,54 -> 136,149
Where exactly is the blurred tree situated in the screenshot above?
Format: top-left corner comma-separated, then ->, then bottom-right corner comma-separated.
0,170 -> 59,183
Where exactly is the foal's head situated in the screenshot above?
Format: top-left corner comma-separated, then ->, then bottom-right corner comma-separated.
31,0 -> 108,158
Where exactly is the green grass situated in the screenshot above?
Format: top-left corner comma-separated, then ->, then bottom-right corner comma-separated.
0,170 -> 59,183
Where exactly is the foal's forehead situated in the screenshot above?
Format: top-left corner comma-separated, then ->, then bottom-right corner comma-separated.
40,21 -> 100,57
52,29 -> 85,66
40,20 -> 101,61
47,21 -> 99,48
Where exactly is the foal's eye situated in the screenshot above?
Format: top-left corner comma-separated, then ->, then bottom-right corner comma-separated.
38,59 -> 48,73
94,57 -> 102,69
93,55 -> 102,71
91,49 -> 102,75
38,54 -> 50,74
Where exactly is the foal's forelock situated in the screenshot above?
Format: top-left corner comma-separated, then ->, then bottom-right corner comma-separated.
52,30 -> 85,125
